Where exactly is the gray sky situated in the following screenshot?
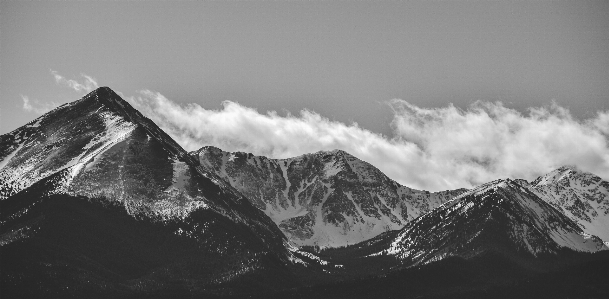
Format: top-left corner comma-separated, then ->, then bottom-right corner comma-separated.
2,1 -> 609,190
2,0 -> 608,134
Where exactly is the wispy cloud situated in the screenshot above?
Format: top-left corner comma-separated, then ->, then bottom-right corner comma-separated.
125,90 -> 609,191
20,71 -> 99,115
21,95 -> 58,115
51,70 -> 99,93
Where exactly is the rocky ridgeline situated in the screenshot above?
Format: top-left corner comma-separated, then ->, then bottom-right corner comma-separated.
376,178 -> 607,266
192,146 -> 466,247
0,88 -> 308,281
530,166 -> 609,244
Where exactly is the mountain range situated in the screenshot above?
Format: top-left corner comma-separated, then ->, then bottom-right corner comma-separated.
192,146 -> 465,247
1,87 -> 608,298
0,87 -> 327,298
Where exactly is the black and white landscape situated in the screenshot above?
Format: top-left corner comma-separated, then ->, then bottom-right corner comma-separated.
1,88 -> 608,298
3,1 -> 609,298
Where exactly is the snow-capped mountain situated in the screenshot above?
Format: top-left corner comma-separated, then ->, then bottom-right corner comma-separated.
377,178 -> 607,266
0,87 -> 324,297
192,146 -> 465,247
530,166 -> 609,245
1,87 -> 272,231
2,86 -> 608,298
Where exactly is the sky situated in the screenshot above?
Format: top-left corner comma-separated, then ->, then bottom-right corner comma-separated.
1,1 -> 609,191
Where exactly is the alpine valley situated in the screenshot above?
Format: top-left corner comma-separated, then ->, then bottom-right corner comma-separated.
1,87 -> 608,299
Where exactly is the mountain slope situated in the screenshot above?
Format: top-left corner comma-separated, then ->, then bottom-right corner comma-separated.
376,179 -> 607,267
1,87 -> 278,238
530,166 -> 609,245
0,87 -> 319,297
192,146 -> 465,247
272,177 -> 609,298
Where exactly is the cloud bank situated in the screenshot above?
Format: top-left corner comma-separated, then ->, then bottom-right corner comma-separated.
125,90 -> 609,191
49,71 -> 609,191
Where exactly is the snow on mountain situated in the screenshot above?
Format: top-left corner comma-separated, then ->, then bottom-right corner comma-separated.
0,87 -> 304,268
530,166 -> 609,245
192,146 -> 466,248
379,179 -> 607,266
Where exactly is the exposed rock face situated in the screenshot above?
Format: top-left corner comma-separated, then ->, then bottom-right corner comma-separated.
378,179 -> 607,266
3,87 -> 608,298
0,87 -> 321,297
192,146 -> 465,247
0,88 -> 280,235
530,166 -> 609,245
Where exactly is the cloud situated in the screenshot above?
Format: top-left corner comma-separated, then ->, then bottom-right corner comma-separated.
20,71 -> 98,115
125,90 -> 609,191
389,100 -> 609,189
21,95 -> 58,115
593,110 -> 609,136
40,71 -> 609,190
51,70 -> 99,93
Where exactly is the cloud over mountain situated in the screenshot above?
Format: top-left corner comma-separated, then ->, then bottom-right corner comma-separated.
49,71 -> 609,191
51,70 -> 99,93
125,91 -> 609,191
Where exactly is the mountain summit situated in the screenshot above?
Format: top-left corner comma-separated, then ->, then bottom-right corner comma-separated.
0,87 -> 318,297
1,87 -> 185,200
380,178 -> 607,266
192,146 -> 465,247
530,166 -> 609,244
2,87 -> 608,298
1,87 -> 252,219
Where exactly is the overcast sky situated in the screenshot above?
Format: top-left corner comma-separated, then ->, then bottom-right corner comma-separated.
1,1 -> 608,190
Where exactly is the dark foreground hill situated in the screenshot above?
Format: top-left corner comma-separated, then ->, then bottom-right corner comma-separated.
274,250 -> 609,299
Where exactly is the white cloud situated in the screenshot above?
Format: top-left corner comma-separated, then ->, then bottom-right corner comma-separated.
389,100 -> 609,189
593,111 -> 609,136
21,95 -> 58,115
51,70 -> 99,93
125,90 -> 609,191
33,71 -> 609,191
20,71 -> 99,115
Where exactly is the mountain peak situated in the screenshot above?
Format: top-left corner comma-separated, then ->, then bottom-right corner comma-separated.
1,86 -> 294,265
557,165 -> 579,171
79,87 -> 146,125
315,149 -> 352,158
531,165 -> 588,187
530,165 -> 609,244
193,144 -> 466,247
452,178 -> 517,200
0,87 -> 189,199
329,149 -> 348,155
79,86 -> 122,106
91,86 -> 116,96
383,177 -> 607,265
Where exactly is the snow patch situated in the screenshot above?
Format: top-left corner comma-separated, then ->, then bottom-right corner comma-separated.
0,141 -> 25,171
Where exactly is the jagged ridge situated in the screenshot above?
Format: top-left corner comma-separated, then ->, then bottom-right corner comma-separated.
192,145 -> 465,247
0,87 -> 323,296
381,178 -> 607,266
530,166 -> 609,244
